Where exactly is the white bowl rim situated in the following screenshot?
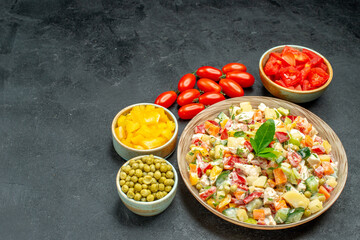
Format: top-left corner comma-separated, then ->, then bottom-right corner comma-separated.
259,44 -> 333,94
116,155 -> 178,205
111,103 -> 178,152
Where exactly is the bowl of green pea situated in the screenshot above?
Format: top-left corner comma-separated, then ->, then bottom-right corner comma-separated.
116,155 -> 178,216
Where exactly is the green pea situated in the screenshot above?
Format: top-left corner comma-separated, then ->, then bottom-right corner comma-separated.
144,164 -> 150,173
209,149 -> 215,159
143,175 -> 152,185
159,177 -> 166,183
205,169 -> 211,176
125,176 -> 131,182
160,165 -> 167,173
120,171 -> 127,180
219,162 -> 224,169
150,184 -> 158,193
128,182 -> 134,187
155,163 -> 161,169
304,191 -> 312,198
135,169 -> 142,178
150,164 -> 156,172
210,138 -> 216,146
154,171 -> 161,180
125,181 -> 130,186
134,183 -> 142,192
151,178 -> 157,184
158,184 -> 165,191
164,179 -> 174,186
165,186 -> 172,192
139,163 -> 144,170
131,176 -> 138,183
147,172 -> 154,177
156,192 -> 163,200
167,165 -> 172,171
134,193 -> 141,201
304,209 -> 311,217
318,195 -> 326,202
165,171 -> 174,179
154,159 -> 161,164
196,183 -> 202,190
129,188 -> 134,193
230,184 -> 238,193
162,191 -> 168,196
129,169 -> 135,176
141,197 -> 146,202
142,184 -> 148,189
119,180 -> 126,186
319,178 -> 326,186
132,162 -> 139,169
224,185 -> 231,194
146,157 -> 154,165
140,189 -> 150,197
129,159 -> 136,166
161,173 -> 166,177
121,185 -> 129,193
127,191 -> 135,199
147,194 -> 155,202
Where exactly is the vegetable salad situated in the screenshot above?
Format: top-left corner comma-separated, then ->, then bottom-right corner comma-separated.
186,102 -> 338,225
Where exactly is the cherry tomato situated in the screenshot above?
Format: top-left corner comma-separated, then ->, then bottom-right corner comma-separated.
177,89 -> 201,106
222,63 -> 247,74
154,91 -> 177,108
219,79 -> 244,98
178,103 -> 205,120
196,66 -> 223,81
226,71 -> 255,88
178,73 -> 196,92
197,78 -> 222,93
199,92 -> 225,106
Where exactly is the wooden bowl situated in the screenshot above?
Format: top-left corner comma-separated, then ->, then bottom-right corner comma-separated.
112,103 -> 178,160
259,45 -> 333,103
177,96 -> 347,230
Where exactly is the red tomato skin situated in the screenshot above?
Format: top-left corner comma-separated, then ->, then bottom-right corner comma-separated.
177,89 -> 200,106
196,66 -> 223,81
226,71 -> 255,88
199,92 -> 225,106
219,79 -> 244,98
178,103 -> 205,120
178,73 -> 196,92
197,78 -> 222,93
154,91 -> 177,108
222,63 -> 247,74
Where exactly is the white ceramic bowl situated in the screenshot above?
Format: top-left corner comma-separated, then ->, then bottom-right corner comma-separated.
111,103 -> 178,160
116,155 -> 178,216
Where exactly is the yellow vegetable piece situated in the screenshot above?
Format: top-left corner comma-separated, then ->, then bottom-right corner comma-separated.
142,137 -> 166,149
220,119 -> 229,129
117,115 -> 126,127
210,166 -> 223,181
218,194 -> 231,209
207,198 -> 216,209
126,121 -> 140,133
189,172 -> 199,185
322,140 -> 331,154
283,191 -> 310,209
319,155 -> 331,162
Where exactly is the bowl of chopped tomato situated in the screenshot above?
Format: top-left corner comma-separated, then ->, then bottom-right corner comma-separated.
259,45 -> 333,103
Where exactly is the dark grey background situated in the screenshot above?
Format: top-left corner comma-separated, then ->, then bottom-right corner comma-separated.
1,0 -> 359,239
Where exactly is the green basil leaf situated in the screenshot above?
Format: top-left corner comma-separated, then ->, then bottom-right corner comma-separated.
259,147 -> 274,153
250,138 -> 258,154
257,152 -> 277,159
252,119 -> 275,154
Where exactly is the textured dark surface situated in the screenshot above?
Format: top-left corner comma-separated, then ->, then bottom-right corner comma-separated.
1,0 -> 359,239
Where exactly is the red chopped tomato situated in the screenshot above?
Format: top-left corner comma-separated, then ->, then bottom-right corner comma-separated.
274,79 -> 286,87
302,80 -> 312,91
312,145 -> 326,154
308,67 -> 329,88
287,115 -> 297,122
275,132 -> 290,143
282,46 -> 300,56
279,66 -> 301,87
287,151 -> 302,167
302,49 -> 324,66
195,124 -> 205,134
282,52 -> 296,66
199,186 -> 217,200
243,191 -> 263,204
294,52 -> 310,64
318,62 -> 328,72
264,55 -> 282,76
294,84 -> 302,91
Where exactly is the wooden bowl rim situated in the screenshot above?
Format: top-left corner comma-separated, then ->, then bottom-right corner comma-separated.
259,45 -> 333,94
177,96 -> 347,230
111,103 -> 179,152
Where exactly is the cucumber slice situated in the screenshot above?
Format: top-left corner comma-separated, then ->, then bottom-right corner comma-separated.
277,107 -> 290,116
305,176 -> 319,194
245,198 -> 263,213
285,207 -> 305,224
274,208 -> 290,223
244,218 -> 257,224
215,171 -> 230,187
222,207 -> 237,219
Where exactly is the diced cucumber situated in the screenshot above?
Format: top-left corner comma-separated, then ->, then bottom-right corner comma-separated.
284,117 -> 292,125
285,207 -> 305,224
246,198 -> 263,213
277,107 -> 290,116
305,176 -> 319,194
217,112 -> 229,122
281,166 -> 297,184
244,218 -> 257,224
274,208 -> 290,224
297,147 -> 311,159
289,137 -> 301,146
222,207 -> 237,220
293,168 -> 301,180
215,171 -> 230,187
276,156 -> 285,164
310,193 -> 325,201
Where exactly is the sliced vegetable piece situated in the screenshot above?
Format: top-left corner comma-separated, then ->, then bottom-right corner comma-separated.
274,208 -> 290,224
285,207 -> 305,224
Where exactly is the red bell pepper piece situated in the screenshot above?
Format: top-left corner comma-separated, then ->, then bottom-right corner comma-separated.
229,171 -> 246,186
323,183 -> 334,193
223,155 -> 246,170
312,145 -> 326,154
199,186 -> 216,201
220,128 -> 228,140
244,140 -> 253,152
275,132 -> 290,143
195,124 -> 205,134
287,151 -> 302,167
314,166 -> 324,178
243,191 -> 263,205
